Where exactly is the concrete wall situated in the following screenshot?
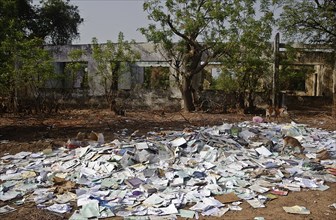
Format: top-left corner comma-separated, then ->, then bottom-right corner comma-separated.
45,43 -> 169,96
51,89 -> 181,112
198,90 -> 238,112
283,94 -> 332,110
305,64 -> 334,96
279,45 -> 334,97
42,43 -> 334,112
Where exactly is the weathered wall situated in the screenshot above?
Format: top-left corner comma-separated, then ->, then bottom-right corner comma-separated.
279,45 -> 334,97
283,95 -> 332,110
54,89 -> 241,112
45,43 -> 168,96
51,89 -> 181,112
41,43 -> 335,113
198,90 -> 239,112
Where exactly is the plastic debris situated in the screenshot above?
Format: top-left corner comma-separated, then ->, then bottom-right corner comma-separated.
252,116 -> 263,123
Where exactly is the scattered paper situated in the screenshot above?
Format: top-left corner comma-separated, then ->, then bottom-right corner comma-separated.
247,198 -> 265,208
228,205 -> 242,211
79,200 -> 100,218
0,191 -> 21,201
178,209 -> 195,218
0,121 -> 334,219
0,205 -> 16,215
159,204 -> 178,215
143,194 -> 164,207
283,205 -> 310,215
171,137 -> 187,147
255,146 -> 272,157
45,203 -> 71,214
329,203 -> 336,209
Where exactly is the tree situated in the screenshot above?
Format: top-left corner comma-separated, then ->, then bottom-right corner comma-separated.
91,33 -> 140,111
0,36 -> 54,112
277,0 -> 335,45
140,0 -> 274,112
0,0 -> 35,41
277,0 -> 336,115
219,7 -> 274,111
65,49 -> 88,94
0,0 -> 83,45
35,0 -> 84,45
0,0 -> 83,112
0,0 -> 36,80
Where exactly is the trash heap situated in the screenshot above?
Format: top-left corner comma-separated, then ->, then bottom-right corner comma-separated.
0,121 -> 335,219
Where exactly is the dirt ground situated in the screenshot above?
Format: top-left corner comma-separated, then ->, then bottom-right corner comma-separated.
0,109 -> 335,220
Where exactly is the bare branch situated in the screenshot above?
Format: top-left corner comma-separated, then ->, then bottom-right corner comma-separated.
314,0 -> 321,8
308,17 -> 336,38
166,15 -> 198,49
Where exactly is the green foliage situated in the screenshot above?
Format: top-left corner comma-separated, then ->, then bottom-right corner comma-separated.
36,0 -> 84,45
91,33 -> 140,103
0,0 -> 82,112
210,71 -> 239,93
279,43 -> 315,92
212,1 -> 274,107
144,67 -> 170,90
0,36 -> 54,104
279,65 -> 313,91
0,0 -> 36,41
140,0 -> 275,111
65,49 -> 88,90
0,0 -> 83,45
277,0 -> 336,47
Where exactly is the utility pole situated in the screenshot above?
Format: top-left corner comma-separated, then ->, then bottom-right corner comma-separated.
273,33 -> 280,108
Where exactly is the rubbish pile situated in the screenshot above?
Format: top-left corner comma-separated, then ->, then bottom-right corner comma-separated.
0,121 -> 335,219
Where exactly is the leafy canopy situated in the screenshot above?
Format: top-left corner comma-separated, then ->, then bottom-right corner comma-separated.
140,0 -> 274,78
140,0 -> 274,111
0,0 -> 83,45
0,37 -> 54,98
36,0 -> 84,45
91,32 -> 140,97
277,0 -> 336,47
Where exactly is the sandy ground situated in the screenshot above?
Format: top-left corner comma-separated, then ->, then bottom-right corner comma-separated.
0,109 -> 335,220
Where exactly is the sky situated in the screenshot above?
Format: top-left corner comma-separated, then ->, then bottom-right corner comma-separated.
32,0 -> 281,45
33,0 -> 149,44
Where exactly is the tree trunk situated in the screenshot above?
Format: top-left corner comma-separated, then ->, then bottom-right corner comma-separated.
333,93 -> 336,118
111,73 -> 118,91
109,62 -> 120,112
238,92 -> 245,109
273,33 -> 280,108
13,55 -> 19,113
247,91 -> 254,109
111,62 -> 120,91
181,75 -> 195,112
333,58 -> 336,117
109,75 -> 118,112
